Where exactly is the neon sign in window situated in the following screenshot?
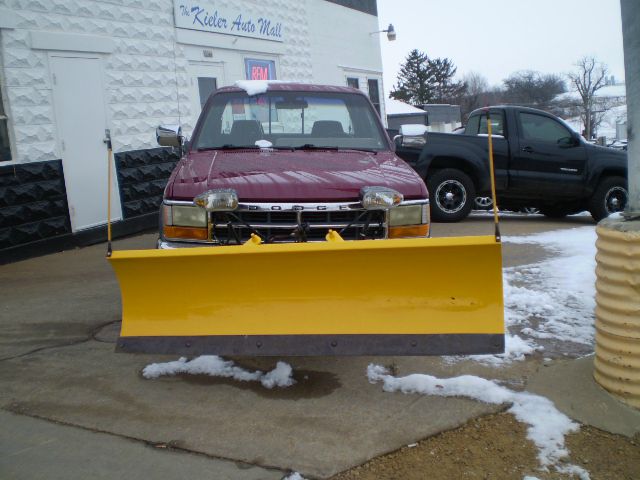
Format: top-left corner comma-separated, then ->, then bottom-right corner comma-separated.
245,59 -> 276,80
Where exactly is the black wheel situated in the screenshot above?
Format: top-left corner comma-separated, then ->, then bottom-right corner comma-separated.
540,206 -> 572,218
427,169 -> 476,222
589,176 -> 628,221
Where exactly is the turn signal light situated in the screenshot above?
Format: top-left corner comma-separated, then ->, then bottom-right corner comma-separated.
389,224 -> 429,238
163,226 -> 208,240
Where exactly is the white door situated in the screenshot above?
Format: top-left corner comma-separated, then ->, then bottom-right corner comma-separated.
188,62 -> 225,126
50,55 -> 121,232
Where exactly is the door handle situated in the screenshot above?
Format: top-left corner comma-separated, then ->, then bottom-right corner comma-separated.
521,146 -> 534,153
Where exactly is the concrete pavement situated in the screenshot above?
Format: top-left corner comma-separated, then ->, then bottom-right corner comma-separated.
0,410 -> 283,480
528,354 -> 640,438
3,214 -> 638,479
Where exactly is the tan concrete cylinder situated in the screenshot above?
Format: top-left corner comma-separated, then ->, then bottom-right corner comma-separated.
593,218 -> 640,408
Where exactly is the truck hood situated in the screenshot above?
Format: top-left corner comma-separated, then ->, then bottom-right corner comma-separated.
167,149 -> 428,202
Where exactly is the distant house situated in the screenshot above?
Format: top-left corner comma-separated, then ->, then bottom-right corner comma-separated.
555,83 -> 627,142
386,98 -> 461,134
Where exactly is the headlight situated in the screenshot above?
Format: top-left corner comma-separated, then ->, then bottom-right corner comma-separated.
361,186 -> 403,210
194,189 -> 238,211
389,204 -> 425,226
165,205 -> 208,227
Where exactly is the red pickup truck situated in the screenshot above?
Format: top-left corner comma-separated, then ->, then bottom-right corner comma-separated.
156,82 -> 430,247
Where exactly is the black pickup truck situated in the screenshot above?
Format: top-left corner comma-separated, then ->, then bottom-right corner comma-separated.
395,105 -> 628,222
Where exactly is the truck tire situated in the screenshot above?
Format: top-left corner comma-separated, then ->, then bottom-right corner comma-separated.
427,169 -> 476,222
589,176 -> 628,222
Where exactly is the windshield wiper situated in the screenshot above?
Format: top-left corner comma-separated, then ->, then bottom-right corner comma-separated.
196,145 -> 259,151
292,144 -> 338,151
338,148 -> 379,154
220,144 -> 258,150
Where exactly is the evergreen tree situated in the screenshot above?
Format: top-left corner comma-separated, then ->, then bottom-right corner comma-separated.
390,49 -> 433,106
428,58 -> 466,104
390,50 -> 466,106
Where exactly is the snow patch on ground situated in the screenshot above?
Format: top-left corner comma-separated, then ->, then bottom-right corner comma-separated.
447,226 -> 596,366
282,473 -> 306,480
503,227 -> 596,344
477,334 -> 541,365
143,356 -> 295,389
367,365 -> 589,478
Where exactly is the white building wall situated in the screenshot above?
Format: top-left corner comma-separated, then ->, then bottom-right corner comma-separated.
307,1 -> 385,121
0,0 -> 383,164
1,0 -> 182,160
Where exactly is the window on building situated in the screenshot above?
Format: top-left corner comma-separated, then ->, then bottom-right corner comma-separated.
197,77 -> 218,109
0,80 -> 11,162
347,77 -> 359,89
368,79 -> 381,116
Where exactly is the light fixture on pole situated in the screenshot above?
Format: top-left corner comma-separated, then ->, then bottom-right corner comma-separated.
371,23 -> 396,41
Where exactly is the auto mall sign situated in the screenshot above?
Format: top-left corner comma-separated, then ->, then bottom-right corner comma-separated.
174,1 -> 284,42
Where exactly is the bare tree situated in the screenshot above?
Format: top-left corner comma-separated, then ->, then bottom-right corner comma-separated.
460,72 -> 489,118
503,70 -> 566,108
567,56 -> 609,139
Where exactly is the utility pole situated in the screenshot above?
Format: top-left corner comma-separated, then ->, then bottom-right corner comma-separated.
621,0 -> 639,217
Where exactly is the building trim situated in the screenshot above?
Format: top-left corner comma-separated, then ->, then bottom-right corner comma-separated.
176,29 -> 286,55
339,65 -> 383,75
30,31 -> 115,54
324,0 -> 377,16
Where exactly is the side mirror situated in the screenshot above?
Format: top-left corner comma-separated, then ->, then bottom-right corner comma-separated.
156,124 -> 183,147
558,133 -> 580,148
399,124 -> 428,136
573,131 -> 582,145
398,124 -> 428,148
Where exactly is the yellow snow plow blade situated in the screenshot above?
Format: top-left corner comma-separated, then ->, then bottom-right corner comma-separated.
109,235 -> 504,356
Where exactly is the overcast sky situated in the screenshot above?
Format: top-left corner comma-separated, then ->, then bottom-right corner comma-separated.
376,0 -> 625,97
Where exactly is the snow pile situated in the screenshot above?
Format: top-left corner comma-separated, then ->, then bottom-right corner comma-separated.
474,334 -> 540,365
282,473 -> 306,480
503,227 -> 596,345
367,365 -> 589,478
448,226 -> 597,366
261,361 -> 296,389
143,356 -> 295,389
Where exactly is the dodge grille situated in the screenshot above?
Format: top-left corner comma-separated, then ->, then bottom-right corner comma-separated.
211,209 -> 386,243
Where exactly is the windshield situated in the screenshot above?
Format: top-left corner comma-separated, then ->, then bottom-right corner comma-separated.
193,91 -> 388,151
